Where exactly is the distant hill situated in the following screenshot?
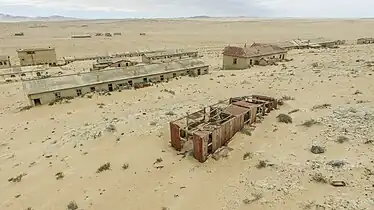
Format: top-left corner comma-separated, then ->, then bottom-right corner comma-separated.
188,16 -> 212,19
0,13 -> 77,22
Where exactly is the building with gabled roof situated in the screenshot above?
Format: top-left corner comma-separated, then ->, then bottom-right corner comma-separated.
23,59 -> 209,106
222,43 -> 287,70
0,55 -> 11,69
142,49 -> 198,64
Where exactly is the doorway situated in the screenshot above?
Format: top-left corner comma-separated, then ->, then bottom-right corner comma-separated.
33,98 -> 41,106
108,84 -> 113,91
197,69 -> 201,75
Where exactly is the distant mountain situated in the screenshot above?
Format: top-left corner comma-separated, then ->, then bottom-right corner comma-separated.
0,13 -> 77,22
188,16 -> 212,19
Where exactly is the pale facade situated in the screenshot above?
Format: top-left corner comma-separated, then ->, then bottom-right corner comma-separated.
17,47 -> 57,66
0,56 -> 11,69
222,43 -> 287,70
23,59 -> 209,106
357,38 -> 374,44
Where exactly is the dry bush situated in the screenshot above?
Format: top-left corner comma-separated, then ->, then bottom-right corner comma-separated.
165,111 -> 176,116
311,173 -> 328,184
8,173 -> 27,183
243,192 -> 263,204
105,124 -> 116,132
311,103 -> 331,111
55,172 -> 64,180
337,136 -> 349,143
288,109 -> 300,114
256,160 -> 267,169
162,89 -> 175,95
67,201 -> 78,210
311,62 -> 319,68
300,119 -> 319,127
276,114 -> 292,124
96,162 -> 111,173
122,163 -> 129,170
154,158 -> 163,165
243,152 -> 253,160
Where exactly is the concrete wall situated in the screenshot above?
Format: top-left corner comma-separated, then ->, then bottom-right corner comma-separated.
143,52 -> 198,64
357,39 -> 374,44
28,66 -> 209,106
1,70 -> 48,82
18,49 -> 57,66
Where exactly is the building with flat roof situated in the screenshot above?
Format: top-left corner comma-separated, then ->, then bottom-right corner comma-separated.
23,59 -> 209,106
92,58 -> 137,71
142,49 -> 198,64
0,55 -> 11,69
0,65 -> 49,82
17,47 -> 57,66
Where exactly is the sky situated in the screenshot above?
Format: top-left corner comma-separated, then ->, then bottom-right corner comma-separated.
0,0 -> 373,19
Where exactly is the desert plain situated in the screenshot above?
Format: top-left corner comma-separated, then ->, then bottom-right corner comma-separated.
0,18 -> 374,210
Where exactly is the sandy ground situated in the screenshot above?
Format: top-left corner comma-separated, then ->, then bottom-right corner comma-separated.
0,19 -> 374,210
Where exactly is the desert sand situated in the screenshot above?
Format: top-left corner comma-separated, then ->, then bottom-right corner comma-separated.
0,19 -> 374,210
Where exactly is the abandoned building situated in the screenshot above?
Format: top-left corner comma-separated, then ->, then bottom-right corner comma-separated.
170,95 -> 279,162
92,58 -> 137,71
271,41 -> 299,51
17,47 -> 57,66
222,43 -> 287,70
113,32 -> 122,36
23,59 -> 209,106
357,38 -> 374,44
0,66 -> 48,82
71,34 -> 92,39
14,32 -> 24,36
142,49 -> 199,64
0,56 -> 11,69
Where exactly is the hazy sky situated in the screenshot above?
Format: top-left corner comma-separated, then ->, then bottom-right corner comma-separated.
0,0 -> 373,18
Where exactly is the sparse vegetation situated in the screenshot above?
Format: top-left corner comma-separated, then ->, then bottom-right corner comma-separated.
256,160 -> 267,169
154,158 -> 163,164
288,109 -> 300,114
310,145 -> 325,154
162,89 -> 176,95
8,173 -> 27,183
311,173 -> 328,184
300,119 -> 319,127
312,62 -> 319,68
55,172 -> 64,180
337,136 -> 349,143
243,152 -> 253,160
243,192 -> 263,204
96,162 -> 111,173
282,95 -> 295,101
165,111 -> 176,116
67,201 -> 78,210
311,103 -> 331,110
105,124 -> 117,132
276,114 -> 292,123
122,163 -> 129,170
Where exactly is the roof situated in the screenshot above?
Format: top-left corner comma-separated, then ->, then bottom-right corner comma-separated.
97,57 -> 131,65
223,43 -> 286,58
17,47 -> 55,52
357,37 -> 374,40
143,49 -> 198,58
307,37 -> 335,44
22,59 -> 207,95
271,41 -> 298,49
0,55 -> 9,61
224,104 -> 250,116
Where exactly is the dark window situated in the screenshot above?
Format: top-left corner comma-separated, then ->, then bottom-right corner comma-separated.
76,89 -> 82,96
3,61 -> 7,65
250,59 -> 253,65
233,58 -> 237,64
90,87 -> 96,92
33,98 -> 41,106
36,72 -> 41,76
108,84 -> 113,91
128,80 -> 133,86
125,62 -> 129,66
10,75 -> 15,78
26,51 -> 35,54
0,62 -> 2,65
143,78 -> 148,82
21,73 -> 26,76
197,69 -> 201,75
54,92 -> 61,99
160,75 -> 164,81
173,73 -> 177,77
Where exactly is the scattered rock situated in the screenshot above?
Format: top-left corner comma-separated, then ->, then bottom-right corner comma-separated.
311,145 -> 325,154
330,180 -> 346,187
276,114 -> 292,123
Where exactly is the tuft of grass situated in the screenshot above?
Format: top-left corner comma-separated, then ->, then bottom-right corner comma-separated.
300,119 -> 319,127
165,111 -> 176,116
311,173 -> 328,184
122,163 -> 129,170
55,172 -> 64,180
67,201 -> 78,210
105,124 -> 117,132
311,104 -> 331,111
276,114 -> 292,124
256,160 -> 267,169
337,136 -> 349,143
243,152 -> 253,160
96,162 -> 111,173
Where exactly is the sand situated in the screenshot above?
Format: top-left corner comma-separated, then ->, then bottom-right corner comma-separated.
0,18 -> 374,210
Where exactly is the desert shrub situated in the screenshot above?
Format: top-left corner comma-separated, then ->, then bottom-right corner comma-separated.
96,162 -> 111,173
55,172 -> 64,180
300,119 -> 319,127
311,173 -> 328,184
311,104 -> 331,110
122,163 -> 129,170
165,111 -> 176,116
243,152 -> 253,160
282,95 -> 295,101
276,114 -> 292,123
256,160 -> 267,169
67,201 -> 78,210
105,124 -> 116,132
337,136 -> 349,143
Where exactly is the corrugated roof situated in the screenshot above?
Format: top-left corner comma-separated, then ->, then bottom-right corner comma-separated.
223,43 -> 286,58
22,59 -> 207,95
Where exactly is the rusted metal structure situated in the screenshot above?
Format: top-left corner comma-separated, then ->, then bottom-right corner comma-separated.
169,95 -> 278,162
